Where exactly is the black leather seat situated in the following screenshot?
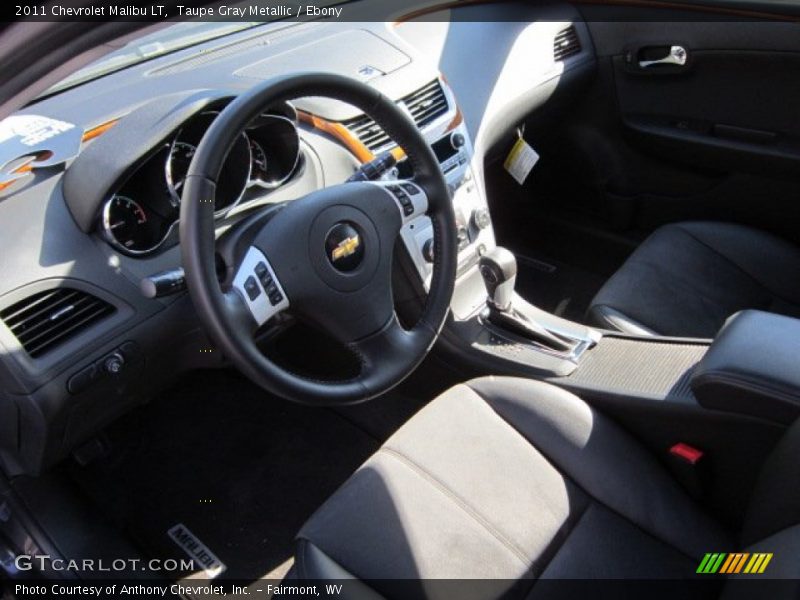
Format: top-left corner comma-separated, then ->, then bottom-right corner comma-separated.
587,222 -> 800,338
292,377 -> 799,597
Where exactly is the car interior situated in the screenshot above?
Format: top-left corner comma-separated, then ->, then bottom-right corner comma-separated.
1,1 -> 799,598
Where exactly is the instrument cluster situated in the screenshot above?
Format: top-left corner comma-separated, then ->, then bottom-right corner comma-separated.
100,110 -> 301,256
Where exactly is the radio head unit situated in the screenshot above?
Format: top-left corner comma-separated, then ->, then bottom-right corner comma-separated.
432,131 -> 468,175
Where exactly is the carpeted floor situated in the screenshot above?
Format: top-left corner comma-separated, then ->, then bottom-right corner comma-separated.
67,356 -> 463,583
68,369 -> 381,581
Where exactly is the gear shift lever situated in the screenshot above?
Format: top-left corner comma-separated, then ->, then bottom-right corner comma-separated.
479,247 -> 575,353
479,247 -> 517,311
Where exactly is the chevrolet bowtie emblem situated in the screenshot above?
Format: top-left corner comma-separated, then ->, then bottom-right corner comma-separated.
331,235 -> 360,262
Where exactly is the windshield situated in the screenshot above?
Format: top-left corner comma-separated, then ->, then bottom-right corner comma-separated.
45,21 -> 281,96
46,21 -> 271,96
45,0 -> 354,96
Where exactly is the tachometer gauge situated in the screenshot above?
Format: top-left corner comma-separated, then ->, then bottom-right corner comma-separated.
101,195 -> 167,255
102,195 -> 149,251
166,141 -> 197,205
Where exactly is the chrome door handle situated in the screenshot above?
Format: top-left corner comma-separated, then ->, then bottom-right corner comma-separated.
639,45 -> 688,68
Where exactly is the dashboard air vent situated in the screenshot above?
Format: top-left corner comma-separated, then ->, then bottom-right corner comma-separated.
554,26 -> 581,61
0,288 -> 115,358
345,79 -> 449,151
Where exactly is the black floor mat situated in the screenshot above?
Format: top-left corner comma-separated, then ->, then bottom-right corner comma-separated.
68,369 -> 380,581
514,254 -> 606,324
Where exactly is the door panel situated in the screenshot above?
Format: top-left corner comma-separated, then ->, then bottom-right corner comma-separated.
560,15 -> 800,244
616,49 -> 800,179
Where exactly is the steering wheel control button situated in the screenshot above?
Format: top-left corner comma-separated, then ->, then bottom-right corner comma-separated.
401,199 -> 415,216
390,185 -> 409,200
372,181 -> 427,222
400,183 -> 420,195
233,247 -> 290,326
387,184 -> 409,201
326,222 -> 365,272
386,185 -> 416,216
255,262 -> 274,288
244,276 -> 261,301
255,261 -> 269,279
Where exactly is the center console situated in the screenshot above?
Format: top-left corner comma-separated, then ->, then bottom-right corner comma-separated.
398,118 -> 601,377
399,123 -> 495,288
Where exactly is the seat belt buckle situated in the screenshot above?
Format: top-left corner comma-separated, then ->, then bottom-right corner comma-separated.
669,443 -> 706,499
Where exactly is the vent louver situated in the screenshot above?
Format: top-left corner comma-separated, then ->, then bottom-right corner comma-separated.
345,80 -> 449,151
0,288 -> 115,358
554,26 -> 581,61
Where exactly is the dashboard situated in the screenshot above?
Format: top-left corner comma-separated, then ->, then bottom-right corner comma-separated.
0,7 -> 594,475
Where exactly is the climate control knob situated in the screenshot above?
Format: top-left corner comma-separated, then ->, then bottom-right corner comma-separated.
472,208 -> 491,230
450,132 -> 466,149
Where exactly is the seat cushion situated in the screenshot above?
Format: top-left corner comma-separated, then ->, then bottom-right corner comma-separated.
295,377 -> 731,596
587,222 -> 800,338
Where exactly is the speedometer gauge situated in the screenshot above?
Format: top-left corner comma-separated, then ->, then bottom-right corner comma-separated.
166,141 -> 197,205
166,115 -> 250,212
249,139 -> 268,180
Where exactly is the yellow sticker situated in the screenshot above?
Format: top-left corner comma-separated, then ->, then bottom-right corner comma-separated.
503,137 -> 539,185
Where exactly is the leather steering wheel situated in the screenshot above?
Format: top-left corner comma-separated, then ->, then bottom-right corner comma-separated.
179,73 -> 457,405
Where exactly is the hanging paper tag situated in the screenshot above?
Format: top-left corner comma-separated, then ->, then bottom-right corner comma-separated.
503,136 -> 539,185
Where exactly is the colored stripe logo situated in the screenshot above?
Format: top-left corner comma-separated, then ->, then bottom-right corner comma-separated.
697,552 -> 773,574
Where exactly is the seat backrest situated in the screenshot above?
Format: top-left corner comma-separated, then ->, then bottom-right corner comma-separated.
720,419 -> 800,598
741,418 -> 800,547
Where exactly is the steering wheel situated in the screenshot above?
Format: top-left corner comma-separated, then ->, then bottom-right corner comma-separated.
179,73 -> 457,405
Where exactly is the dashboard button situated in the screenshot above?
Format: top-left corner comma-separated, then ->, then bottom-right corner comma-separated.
268,290 -> 283,306
67,364 -> 99,394
103,352 -> 125,376
472,208 -> 491,230
119,341 -> 140,362
400,183 -> 419,195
